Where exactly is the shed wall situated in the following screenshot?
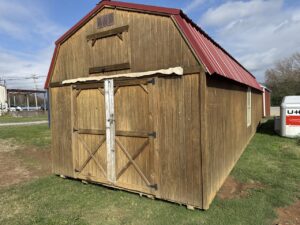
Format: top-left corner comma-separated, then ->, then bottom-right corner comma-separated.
202,75 -> 262,208
49,73 -> 203,208
51,8 -> 199,84
154,74 -> 202,207
50,86 -> 74,177
265,90 -> 271,117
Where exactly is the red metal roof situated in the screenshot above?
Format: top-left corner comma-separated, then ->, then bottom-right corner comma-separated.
45,0 -> 262,91
174,15 -> 262,90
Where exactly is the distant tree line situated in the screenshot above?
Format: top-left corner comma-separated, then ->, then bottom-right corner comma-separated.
265,53 -> 300,106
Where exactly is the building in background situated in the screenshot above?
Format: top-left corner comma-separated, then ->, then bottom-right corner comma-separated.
0,84 -> 8,116
261,84 -> 271,117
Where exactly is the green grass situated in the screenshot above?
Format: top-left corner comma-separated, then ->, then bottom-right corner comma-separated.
0,114 -> 48,123
0,120 -> 299,225
297,136 -> 300,146
0,124 -> 50,148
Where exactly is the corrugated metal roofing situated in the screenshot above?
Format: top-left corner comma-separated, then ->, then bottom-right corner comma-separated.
174,15 -> 262,90
45,0 -> 262,91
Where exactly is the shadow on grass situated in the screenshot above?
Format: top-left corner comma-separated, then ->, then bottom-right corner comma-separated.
257,119 -> 278,136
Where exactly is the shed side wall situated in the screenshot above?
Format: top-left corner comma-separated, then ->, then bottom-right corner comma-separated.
203,75 -> 262,208
154,74 -> 202,207
50,86 -> 74,177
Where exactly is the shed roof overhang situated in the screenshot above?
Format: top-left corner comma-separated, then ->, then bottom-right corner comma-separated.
44,0 -> 262,92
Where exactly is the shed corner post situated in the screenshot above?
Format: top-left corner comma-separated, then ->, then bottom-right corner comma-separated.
199,70 -> 209,210
47,89 -> 51,128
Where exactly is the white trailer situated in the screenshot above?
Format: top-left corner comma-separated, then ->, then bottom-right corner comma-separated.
280,96 -> 300,138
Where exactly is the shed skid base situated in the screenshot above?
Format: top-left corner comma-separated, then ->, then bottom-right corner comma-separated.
187,205 -> 195,210
81,180 -> 89,185
139,193 -> 155,200
146,194 -> 155,200
71,176 -> 203,209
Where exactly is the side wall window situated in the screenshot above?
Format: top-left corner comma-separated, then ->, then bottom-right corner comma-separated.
247,87 -> 252,127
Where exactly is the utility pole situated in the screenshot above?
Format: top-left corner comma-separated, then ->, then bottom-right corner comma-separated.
31,74 -> 39,110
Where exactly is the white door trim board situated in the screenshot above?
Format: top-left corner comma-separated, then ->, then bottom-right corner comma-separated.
105,79 -> 116,183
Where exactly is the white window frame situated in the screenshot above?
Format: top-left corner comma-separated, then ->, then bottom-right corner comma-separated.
247,87 -> 252,127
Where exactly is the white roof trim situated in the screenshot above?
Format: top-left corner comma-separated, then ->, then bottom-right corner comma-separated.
62,67 -> 183,85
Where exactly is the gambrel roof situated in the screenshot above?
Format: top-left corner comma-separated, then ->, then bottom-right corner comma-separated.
45,0 -> 262,91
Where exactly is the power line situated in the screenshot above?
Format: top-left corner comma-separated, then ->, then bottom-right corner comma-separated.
3,75 -> 46,81
1,74 -> 46,89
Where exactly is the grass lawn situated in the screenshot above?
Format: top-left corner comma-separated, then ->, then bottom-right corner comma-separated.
0,120 -> 299,225
0,114 -> 48,123
0,124 -> 50,148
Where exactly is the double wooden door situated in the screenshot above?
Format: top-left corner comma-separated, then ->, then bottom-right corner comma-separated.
72,78 -> 156,194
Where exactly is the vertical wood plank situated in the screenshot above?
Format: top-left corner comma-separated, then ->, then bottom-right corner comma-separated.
105,79 -> 116,183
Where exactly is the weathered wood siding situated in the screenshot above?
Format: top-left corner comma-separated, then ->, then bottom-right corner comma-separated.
202,75 -> 262,209
48,5 -> 264,210
51,8 -> 199,83
50,86 -> 74,177
50,74 -> 203,207
154,74 -> 202,207
265,90 -> 271,117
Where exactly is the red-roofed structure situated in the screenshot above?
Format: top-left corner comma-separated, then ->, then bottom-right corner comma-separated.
47,0 -> 263,210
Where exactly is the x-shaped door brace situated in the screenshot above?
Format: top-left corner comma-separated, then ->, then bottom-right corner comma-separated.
115,138 -> 152,187
116,138 -> 150,180
76,134 -> 107,177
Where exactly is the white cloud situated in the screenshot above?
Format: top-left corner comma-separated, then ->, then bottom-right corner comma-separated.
0,47 -> 54,89
0,1 -> 64,41
0,1 -> 65,89
202,0 -> 283,27
184,0 -> 206,13
199,0 -> 300,81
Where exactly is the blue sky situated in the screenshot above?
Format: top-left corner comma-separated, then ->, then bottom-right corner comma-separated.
0,0 -> 300,89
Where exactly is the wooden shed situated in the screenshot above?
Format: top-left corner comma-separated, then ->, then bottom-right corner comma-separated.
261,84 -> 271,117
45,0 -> 263,210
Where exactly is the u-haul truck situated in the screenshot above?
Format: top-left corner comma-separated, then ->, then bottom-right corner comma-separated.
281,96 -> 300,138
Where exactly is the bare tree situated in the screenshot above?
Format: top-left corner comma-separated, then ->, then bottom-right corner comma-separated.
265,53 -> 300,105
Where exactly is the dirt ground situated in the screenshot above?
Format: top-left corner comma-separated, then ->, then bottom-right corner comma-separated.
218,176 -> 300,225
0,139 -> 51,188
217,176 -> 265,200
273,201 -> 300,225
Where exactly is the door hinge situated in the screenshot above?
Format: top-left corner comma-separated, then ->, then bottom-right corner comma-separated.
148,132 -> 156,138
148,78 -> 155,85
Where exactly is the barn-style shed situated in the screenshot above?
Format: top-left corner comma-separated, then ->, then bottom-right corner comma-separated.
261,84 -> 271,117
45,0 -> 263,209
